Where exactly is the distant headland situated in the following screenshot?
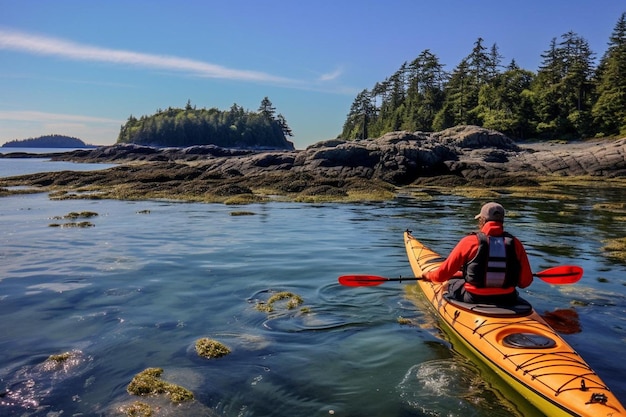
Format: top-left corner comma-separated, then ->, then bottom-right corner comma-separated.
2,135 -> 95,148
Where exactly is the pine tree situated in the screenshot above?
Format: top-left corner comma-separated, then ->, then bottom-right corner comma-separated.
531,38 -> 561,137
467,38 -> 493,88
338,13 -> 625,141
403,50 -> 447,131
477,67 -> 535,138
439,58 -> 472,127
592,12 -> 626,136
258,97 -> 276,120
488,43 -> 504,79
532,32 -> 595,138
342,89 -> 376,139
277,114 -> 293,137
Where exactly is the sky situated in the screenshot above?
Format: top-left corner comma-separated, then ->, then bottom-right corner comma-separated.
0,1 -> 624,149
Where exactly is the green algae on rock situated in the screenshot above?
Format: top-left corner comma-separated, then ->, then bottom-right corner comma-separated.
50,211 -> 99,220
48,211 -> 98,227
47,352 -> 72,362
230,211 -> 256,216
66,211 -> 98,218
602,237 -> 626,263
120,400 -> 154,417
49,221 -> 95,228
255,291 -> 304,313
127,367 -> 194,403
41,350 -> 87,372
195,338 -> 231,359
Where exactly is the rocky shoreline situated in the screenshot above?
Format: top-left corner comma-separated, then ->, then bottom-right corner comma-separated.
1,126 -> 625,203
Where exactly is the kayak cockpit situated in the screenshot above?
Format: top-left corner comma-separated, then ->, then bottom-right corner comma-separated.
443,294 -> 533,317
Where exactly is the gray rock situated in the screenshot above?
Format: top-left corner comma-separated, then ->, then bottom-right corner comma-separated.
38,125 -> 626,186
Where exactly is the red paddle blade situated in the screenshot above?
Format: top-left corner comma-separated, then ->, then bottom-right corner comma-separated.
535,265 -> 583,284
338,275 -> 388,287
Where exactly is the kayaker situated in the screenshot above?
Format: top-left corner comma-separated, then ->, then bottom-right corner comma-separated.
424,202 -> 533,304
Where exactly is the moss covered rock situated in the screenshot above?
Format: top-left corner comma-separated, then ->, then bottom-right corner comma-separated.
127,367 -> 194,403
195,338 -> 231,359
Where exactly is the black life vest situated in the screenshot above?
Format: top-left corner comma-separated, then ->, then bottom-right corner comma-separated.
464,232 -> 521,288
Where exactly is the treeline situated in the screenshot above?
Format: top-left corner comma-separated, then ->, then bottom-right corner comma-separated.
117,98 -> 295,149
2,134 -> 88,148
341,12 -> 626,141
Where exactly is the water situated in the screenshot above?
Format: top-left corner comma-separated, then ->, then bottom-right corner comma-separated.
0,147 -> 93,154
0,148 -> 115,177
0,161 -> 625,416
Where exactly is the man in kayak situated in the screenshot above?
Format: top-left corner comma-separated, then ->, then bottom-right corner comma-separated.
424,202 -> 533,305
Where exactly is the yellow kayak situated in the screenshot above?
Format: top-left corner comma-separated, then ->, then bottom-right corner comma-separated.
403,230 -> 626,417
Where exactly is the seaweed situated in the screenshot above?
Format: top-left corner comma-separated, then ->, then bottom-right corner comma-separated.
195,338 -> 231,359
127,368 -> 194,403
255,291 -> 304,313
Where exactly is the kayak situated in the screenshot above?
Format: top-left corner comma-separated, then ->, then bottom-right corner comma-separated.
403,230 -> 626,417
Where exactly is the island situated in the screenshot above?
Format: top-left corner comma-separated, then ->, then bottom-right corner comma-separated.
2,135 -> 93,148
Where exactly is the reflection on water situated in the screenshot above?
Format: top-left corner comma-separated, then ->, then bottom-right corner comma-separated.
0,175 -> 625,416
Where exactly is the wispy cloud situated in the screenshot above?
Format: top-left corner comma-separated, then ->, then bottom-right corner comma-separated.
0,28 -> 297,85
318,67 -> 344,82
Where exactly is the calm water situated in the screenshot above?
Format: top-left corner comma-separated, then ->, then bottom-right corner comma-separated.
0,151 -> 115,178
1,160 -> 625,416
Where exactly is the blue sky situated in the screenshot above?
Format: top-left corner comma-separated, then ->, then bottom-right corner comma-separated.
1,1 -> 624,149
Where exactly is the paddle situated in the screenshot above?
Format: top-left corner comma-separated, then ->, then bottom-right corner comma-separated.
338,265 -> 583,287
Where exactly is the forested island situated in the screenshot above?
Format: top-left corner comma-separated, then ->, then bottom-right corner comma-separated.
2,135 -> 91,148
117,97 -> 295,150
341,12 -> 626,142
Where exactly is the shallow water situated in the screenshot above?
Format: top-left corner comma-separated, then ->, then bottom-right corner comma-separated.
0,158 -> 116,178
0,163 -> 625,416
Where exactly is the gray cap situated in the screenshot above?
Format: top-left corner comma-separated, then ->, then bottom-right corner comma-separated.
475,202 -> 505,222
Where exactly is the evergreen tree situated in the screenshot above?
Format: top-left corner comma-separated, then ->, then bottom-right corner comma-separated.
563,31 -> 596,136
476,67 -> 535,138
277,113 -> 293,137
467,38 -> 493,88
437,58 -> 472,127
339,13 -> 625,141
376,67 -> 407,134
592,12 -> 626,136
258,97 -> 277,120
434,39 -> 498,129
488,43 -> 504,79
532,32 -> 596,138
402,50 -> 447,131
341,89 -> 376,139
531,38 -> 562,137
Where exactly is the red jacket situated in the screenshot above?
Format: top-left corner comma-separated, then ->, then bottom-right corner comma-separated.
424,222 -> 533,295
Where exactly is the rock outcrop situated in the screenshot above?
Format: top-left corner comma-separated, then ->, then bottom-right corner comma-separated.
2,126 -> 625,202
49,125 -> 626,183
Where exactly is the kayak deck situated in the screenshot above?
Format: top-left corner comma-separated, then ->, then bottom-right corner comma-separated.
404,230 -> 625,417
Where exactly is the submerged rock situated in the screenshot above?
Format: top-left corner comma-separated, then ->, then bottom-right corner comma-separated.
195,338 -> 231,359
127,367 -> 194,403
